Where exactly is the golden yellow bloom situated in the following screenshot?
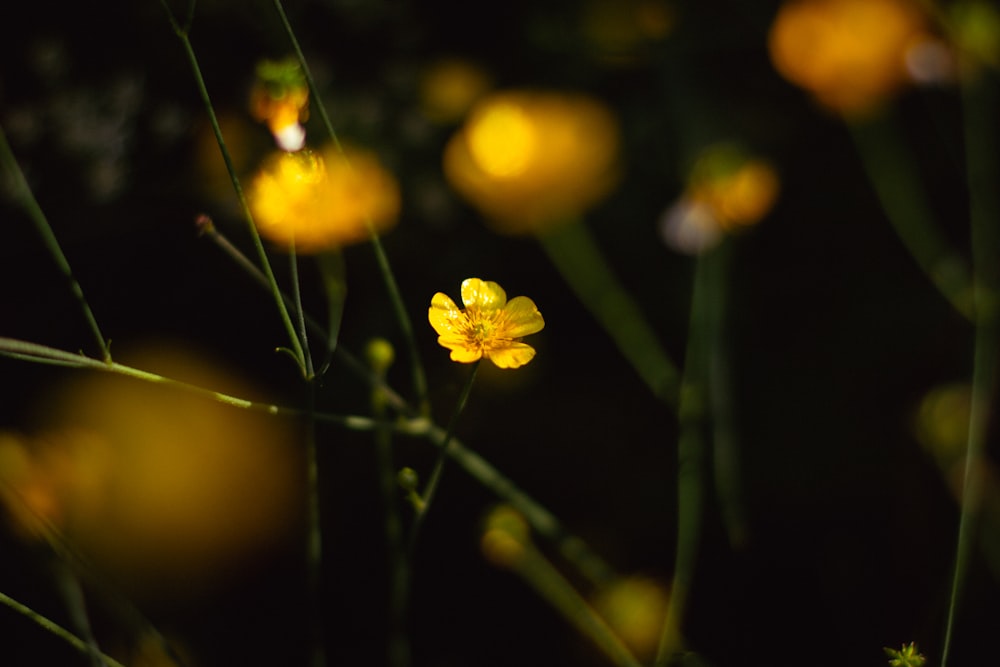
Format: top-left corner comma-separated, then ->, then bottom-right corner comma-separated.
248,144 -> 400,253
443,90 -> 620,234
429,278 -> 544,368
769,0 -> 930,115
661,144 -> 780,254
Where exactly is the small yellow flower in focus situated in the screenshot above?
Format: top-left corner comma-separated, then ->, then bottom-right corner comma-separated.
592,576 -> 670,661
769,0 -> 931,116
248,145 -> 400,253
661,144 -> 780,254
429,278 -> 544,369
250,58 -> 310,151
444,90 -> 620,234
419,58 -> 493,124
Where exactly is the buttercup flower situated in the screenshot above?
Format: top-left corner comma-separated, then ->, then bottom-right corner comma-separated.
661,144 -> 780,254
443,90 -> 620,234
769,0 -> 932,116
429,278 -> 544,368
248,144 -> 400,253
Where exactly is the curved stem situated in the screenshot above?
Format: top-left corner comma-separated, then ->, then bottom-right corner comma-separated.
539,221 -> 680,406
270,0 -> 431,413
941,69 -> 1000,667
0,124 -> 111,362
409,361 -> 480,550
158,0 -> 308,375
0,591 -> 125,667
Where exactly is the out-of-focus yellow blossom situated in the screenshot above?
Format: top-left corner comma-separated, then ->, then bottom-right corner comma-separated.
429,278 -> 544,369
769,0 -> 932,116
661,144 -> 780,254
0,345 -> 299,597
592,576 -> 670,661
443,90 -> 620,234
250,57 -> 310,151
582,0 -> 674,65
419,59 -> 493,124
914,383 -> 971,467
481,505 -> 531,568
248,144 -> 400,253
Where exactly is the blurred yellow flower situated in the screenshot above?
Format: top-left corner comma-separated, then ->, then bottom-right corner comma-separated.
419,58 -> 493,124
429,278 -> 544,369
661,144 -> 780,254
250,57 -> 310,151
582,0 -> 674,65
592,576 -> 670,661
768,0 -> 931,115
248,144 -> 400,253
443,90 -> 620,234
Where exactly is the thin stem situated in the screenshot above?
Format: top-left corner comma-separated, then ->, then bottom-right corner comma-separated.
409,361 -> 481,550
289,242 -> 315,379
271,0 -> 431,414
158,0 -> 308,375
372,366 -> 410,667
0,123 -> 111,362
426,425 -> 617,587
51,563 -> 106,667
302,382 -> 325,667
656,249 -> 718,666
512,544 -> 642,667
849,113 -> 975,321
0,333 -> 618,589
941,68 -> 1000,667
540,221 -> 680,406
198,221 -> 414,415
0,591 -> 126,667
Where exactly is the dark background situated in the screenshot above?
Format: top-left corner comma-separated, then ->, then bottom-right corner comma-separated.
0,1 -> 996,665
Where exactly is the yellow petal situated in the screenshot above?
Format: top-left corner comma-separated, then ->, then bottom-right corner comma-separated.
487,342 -> 536,369
448,344 -> 483,363
429,292 -> 466,336
501,296 -> 545,337
461,278 -> 507,312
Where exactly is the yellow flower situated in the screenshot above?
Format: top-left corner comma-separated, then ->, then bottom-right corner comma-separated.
247,144 -> 400,253
768,0 -> 931,116
443,90 -> 620,234
661,144 -> 780,254
428,278 -> 544,368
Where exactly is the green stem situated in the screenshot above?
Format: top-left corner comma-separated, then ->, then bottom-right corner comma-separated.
514,544 -> 642,667
158,0 -> 308,376
427,425 -> 617,587
941,69 -> 1000,667
372,372 -> 410,667
270,0 -> 431,415
0,591 -> 126,667
539,221 -> 680,406
0,124 -> 111,362
302,382 -> 325,667
656,249 -> 718,665
289,243 -> 315,379
409,361 -> 480,550
0,333 -> 618,589
849,113 -> 975,321
199,222 -> 415,416
51,563 -> 106,667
